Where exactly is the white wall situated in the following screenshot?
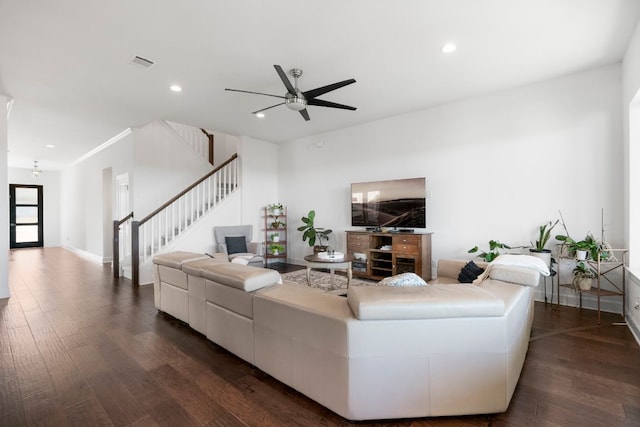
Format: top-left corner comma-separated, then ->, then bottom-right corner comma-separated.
61,132 -> 133,261
132,121 -> 213,218
279,64 -> 624,311
213,132 -> 239,169
0,96 -> 9,299
8,167 -> 62,247
623,20 -> 640,340
239,136 -> 279,239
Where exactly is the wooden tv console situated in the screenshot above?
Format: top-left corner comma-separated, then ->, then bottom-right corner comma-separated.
345,231 -> 432,281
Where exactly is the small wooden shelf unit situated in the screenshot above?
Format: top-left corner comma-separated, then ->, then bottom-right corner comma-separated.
345,231 -> 432,281
264,206 -> 287,266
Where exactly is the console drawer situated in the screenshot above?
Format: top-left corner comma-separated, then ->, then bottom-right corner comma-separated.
392,235 -> 421,254
348,234 -> 370,251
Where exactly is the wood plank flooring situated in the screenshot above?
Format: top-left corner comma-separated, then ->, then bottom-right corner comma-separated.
1,247 -> 639,426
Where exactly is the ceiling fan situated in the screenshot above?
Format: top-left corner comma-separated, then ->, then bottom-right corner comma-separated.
225,65 -> 356,121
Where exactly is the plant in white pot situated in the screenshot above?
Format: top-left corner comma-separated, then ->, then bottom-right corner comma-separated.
572,261 -> 595,291
556,234 -> 607,262
268,203 -> 284,216
270,243 -> 284,255
529,219 -> 559,267
270,232 -> 280,242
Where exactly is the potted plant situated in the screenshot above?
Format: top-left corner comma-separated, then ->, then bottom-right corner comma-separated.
270,243 -> 285,255
555,234 -> 608,261
468,240 -> 511,262
271,220 -> 286,229
529,220 -> 559,267
270,232 -> 280,242
572,261 -> 595,291
268,203 -> 284,216
297,210 -> 333,253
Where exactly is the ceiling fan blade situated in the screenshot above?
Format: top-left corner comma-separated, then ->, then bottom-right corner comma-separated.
299,109 -> 310,121
303,79 -> 356,99
252,103 -> 284,115
225,88 -> 285,99
274,65 -> 296,95
307,98 -> 357,111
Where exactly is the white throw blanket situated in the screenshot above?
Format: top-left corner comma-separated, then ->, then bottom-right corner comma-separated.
473,254 -> 550,284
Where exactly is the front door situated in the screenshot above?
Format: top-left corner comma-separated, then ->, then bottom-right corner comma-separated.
9,184 -> 44,248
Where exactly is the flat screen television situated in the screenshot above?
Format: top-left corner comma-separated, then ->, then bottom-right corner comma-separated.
351,177 -> 426,229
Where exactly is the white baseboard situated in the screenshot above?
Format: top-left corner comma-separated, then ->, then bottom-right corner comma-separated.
627,314 -> 640,346
62,245 -> 104,264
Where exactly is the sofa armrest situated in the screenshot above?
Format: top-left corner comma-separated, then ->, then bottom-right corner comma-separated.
248,241 -> 262,255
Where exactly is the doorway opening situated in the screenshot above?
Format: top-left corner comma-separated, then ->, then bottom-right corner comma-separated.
9,184 -> 43,248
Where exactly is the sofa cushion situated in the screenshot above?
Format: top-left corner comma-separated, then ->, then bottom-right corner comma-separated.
488,265 -> 540,287
374,273 -> 428,287
458,260 -> 485,283
182,256 -> 229,275
347,284 -> 505,320
225,236 -> 248,255
152,251 -> 209,269
199,262 -> 280,292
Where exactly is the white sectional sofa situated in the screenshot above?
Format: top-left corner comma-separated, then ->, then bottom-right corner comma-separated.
152,253 -> 544,421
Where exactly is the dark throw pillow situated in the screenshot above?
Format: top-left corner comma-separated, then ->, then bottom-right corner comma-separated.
458,260 -> 485,283
225,236 -> 248,255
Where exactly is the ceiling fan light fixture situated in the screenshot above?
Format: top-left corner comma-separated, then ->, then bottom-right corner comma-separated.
255,112 -> 265,118
285,95 -> 307,111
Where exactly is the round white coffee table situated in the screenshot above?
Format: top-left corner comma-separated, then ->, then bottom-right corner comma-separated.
304,254 -> 355,289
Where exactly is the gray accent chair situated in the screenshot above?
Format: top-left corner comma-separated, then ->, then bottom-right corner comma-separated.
213,225 -> 264,267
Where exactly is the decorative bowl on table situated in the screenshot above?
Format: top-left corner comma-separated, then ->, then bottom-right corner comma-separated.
317,251 -> 344,260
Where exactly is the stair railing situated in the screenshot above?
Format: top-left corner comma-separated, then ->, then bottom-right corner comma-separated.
113,211 -> 134,278
131,153 -> 238,285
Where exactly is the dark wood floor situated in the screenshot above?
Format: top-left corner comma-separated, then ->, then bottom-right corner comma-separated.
1,248 -> 639,426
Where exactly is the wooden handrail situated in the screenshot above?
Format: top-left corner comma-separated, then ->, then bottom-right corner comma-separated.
138,153 -> 237,226
200,128 -> 214,165
117,211 -> 134,226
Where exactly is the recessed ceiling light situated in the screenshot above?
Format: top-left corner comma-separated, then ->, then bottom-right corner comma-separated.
441,43 -> 457,54
255,112 -> 265,118
169,84 -> 182,92
45,144 -> 55,148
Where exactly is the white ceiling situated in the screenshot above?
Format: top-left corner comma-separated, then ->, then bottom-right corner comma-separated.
1,0 -> 639,170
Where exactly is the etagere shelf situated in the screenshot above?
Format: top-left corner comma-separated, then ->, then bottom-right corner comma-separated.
555,246 -> 627,324
264,206 -> 287,266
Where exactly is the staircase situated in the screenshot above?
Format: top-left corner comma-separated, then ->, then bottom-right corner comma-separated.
114,154 -> 239,285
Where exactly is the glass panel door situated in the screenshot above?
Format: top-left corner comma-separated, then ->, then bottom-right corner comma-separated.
10,184 -> 43,248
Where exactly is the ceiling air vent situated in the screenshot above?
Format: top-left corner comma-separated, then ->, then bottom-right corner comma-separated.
131,55 -> 155,69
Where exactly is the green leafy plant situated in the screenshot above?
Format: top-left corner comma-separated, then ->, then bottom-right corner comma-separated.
270,220 -> 286,229
269,243 -> 284,254
468,240 -> 512,262
571,261 -> 595,291
297,210 -> 332,247
531,220 -> 559,251
267,203 -> 283,215
572,261 -> 595,278
555,233 -> 608,261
